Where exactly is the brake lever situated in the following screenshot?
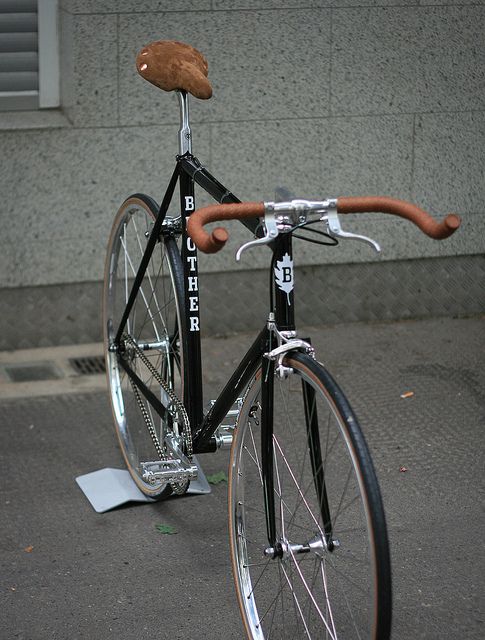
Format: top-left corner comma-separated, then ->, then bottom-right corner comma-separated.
236,210 -> 279,261
324,210 -> 381,253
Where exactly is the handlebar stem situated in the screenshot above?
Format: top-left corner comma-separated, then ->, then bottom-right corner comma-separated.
265,198 -> 336,228
235,199 -> 381,259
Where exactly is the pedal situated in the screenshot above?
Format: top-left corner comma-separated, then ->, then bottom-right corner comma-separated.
141,459 -> 198,486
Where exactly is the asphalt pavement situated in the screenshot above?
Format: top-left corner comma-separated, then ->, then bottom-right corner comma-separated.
1,316 -> 484,639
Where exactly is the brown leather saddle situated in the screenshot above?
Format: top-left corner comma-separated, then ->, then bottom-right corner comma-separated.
136,40 -> 212,100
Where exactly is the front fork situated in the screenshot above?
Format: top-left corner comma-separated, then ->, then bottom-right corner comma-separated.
261,355 -> 276,547
260,333 -> 334,553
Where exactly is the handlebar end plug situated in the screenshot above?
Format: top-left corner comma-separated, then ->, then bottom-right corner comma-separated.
445,214 -> 461,232
207,226 -> 229,253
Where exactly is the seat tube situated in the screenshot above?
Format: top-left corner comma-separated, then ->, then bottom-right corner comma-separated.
180,168 -> 204,431
177,90 -> 203,430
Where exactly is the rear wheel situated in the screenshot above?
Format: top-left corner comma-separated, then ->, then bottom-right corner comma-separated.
103,194 -> 186,498
229,352 -> 391,639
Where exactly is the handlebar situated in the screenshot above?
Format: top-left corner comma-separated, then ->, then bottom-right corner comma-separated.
337,197 -> 460,240
186,197 -> 460,254
186,201 -> 265,253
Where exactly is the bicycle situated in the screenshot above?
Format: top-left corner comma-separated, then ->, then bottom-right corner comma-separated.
102,40 -> 460,640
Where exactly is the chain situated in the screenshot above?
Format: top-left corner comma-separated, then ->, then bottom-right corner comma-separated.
128,376 -> 165,459
121,332 -> 193,460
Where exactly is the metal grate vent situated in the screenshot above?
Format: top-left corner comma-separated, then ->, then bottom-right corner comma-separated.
69,355 -> 105,376
5,362 -> 61,383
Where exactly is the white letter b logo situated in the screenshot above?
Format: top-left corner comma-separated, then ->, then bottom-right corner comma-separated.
185,196 -> 194,211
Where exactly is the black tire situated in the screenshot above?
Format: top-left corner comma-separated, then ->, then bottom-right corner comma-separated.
229,352 -> 392,639
103,194 -> 186,498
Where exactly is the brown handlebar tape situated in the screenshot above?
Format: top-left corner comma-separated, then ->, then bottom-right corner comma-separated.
187,198 -> 460,253
187,202 -> 265,253
337,196 -> 460,240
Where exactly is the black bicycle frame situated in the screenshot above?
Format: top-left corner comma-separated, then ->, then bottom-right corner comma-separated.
113,151 -> 325,548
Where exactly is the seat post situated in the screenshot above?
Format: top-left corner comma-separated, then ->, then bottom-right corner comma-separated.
176,90 -> 192,155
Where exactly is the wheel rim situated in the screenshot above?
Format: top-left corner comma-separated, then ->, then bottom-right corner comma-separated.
230,360 -> 384,639
104,198 -> 184,495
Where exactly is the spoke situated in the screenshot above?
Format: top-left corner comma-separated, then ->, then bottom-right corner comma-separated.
323,421 -> 341,467
239,502 -> 315,536
324,555 -> 369,596
243,417 -> 300,528
134,278 -> 163,341
243,443 -> 263,484
330,550 -> 370,566
255,572 -> 290,629
276,375 -> 334,539
243,408 -> 304,537
132,216 -> 172,342
321,558 -> 338,640
273,436 -> 325,538
123,223 -> 131,335
331,466 -> 356,529
279,563 -> 313,639
303,557 -> 323,629
233,365 -> 379,640
289,553 -> 305,636
119,227 -> 178,356
120,235 -> 162,342
274,444 -> 286,539
248,556 -> 282,601
248,422 -> 264,487
295,382 -> 314,508
237,531 -> 259,547
265,563 -> 281,639
286,451 -> 362,544
330,524 -> 367,537
324,556 -> 367,640
287,422 -> 340,537
287,547 -> 337,639
276,374 -> 312,519
136,292 -> 177,343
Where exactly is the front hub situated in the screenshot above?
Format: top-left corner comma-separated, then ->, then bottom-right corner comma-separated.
264,533 -> 340,560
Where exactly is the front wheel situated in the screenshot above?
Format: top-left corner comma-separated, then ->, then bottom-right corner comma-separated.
229,352 -> 392,639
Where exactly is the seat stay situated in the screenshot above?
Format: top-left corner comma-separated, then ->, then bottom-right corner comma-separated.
113,163 -> 180,347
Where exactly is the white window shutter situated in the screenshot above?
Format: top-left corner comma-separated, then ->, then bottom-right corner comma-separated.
38,0 -> 59,108
0,0 -> 59,112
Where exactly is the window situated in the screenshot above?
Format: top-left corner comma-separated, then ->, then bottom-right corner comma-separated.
0,0 -> 59,112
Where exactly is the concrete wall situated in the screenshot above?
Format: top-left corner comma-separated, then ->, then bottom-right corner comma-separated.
1,1 -> 484,347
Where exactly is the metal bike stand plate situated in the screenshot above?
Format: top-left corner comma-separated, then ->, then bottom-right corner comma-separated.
76,456 -> 211,513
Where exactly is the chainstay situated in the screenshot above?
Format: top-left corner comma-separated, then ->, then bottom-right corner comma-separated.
121,332 -> 193,460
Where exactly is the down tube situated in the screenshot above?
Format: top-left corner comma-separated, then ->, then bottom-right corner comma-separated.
179,167 -> 204,432
193,327 -> 269,453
